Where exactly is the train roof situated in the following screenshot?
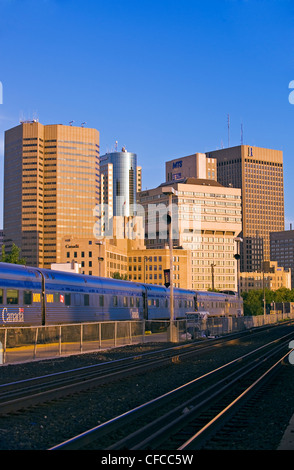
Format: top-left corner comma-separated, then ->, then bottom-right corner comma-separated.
38,267 -> 146,293
0,262 -> 42,280
195,290 -> 237,298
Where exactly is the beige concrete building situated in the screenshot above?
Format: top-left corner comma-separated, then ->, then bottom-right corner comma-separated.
206,145 -> 284,267
138,178 -> 242,291
59,216 -> 191,288
240,261 -> 291,292
128,248 -> 192,288
61,236 -> 129,278
61,217 -> 145,278
4,121 -> 100,268
165,153 -> 217,182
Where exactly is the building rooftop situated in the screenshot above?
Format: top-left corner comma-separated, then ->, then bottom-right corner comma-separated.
159,177 -> 224,188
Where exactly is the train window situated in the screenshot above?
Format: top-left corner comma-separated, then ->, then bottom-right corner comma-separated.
165,299 -> 168,308
0,289 -> 3,304
7,289 -> 18,305
130,297 -> 134,307
99,295 -> 104,307
148,299 -> 152,307
84,294 -> 90,306
156,299 -> 159,307
113,296 -> 118,307
123,297 -> 128,307
65,294 -> 71,306
24,291 -> 32,305
179,300 -> 182,308
136,297 -> 140,307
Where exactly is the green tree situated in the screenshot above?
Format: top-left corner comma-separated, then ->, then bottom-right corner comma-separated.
241,286 -> 294,315
242,290 -> 264,316
0,244 -> 26,265
111,271 -> 128,280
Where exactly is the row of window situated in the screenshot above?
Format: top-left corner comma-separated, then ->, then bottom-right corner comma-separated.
0,288 -> 195,310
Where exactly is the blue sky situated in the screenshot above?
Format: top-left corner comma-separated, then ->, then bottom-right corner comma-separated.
0,0 -> 294,228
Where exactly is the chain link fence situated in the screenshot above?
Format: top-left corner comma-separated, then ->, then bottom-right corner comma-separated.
0,312 -> 293,365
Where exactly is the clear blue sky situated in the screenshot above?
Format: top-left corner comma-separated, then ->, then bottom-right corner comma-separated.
0,0 -> 294,229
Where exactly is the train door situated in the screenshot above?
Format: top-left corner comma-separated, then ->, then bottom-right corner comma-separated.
194,295 -> 197,311
35,269 -> 46,325
143,288 -> 148,320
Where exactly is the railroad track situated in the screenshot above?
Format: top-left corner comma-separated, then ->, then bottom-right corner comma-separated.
0,322 -> 292,417
49,330 -> 294,450
0,329 -> 260,415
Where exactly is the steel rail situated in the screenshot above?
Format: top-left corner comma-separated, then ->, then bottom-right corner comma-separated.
0,330 -> 256,415
178,349 -> 291,450
49,331 -> 294,450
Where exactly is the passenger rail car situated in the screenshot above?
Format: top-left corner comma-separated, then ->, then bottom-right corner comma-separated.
0,262 -> 243,326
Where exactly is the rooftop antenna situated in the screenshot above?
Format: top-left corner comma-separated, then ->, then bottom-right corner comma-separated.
81,122 -> 86,127
115,140 -> 118,151
69,121 -> 74,126
241,122 -> 243,145
227,114 -> 230,147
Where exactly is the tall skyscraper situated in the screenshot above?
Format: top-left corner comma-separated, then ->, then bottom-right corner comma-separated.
206,145 -> 284,268
138,178 -> 242,292
4,120 -> 100,268
100,147 -> 138,218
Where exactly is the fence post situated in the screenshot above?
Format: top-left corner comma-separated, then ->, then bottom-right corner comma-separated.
59,326 -> 62,356
129,321 -> 132,344
80,324 -> 83,353
99,322 -> 101,349
33,328 -> 39,359
114,322 -> 117,347
3,329 -> 7,364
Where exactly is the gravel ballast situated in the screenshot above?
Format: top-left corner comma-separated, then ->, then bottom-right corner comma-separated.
0,337 -> 294,451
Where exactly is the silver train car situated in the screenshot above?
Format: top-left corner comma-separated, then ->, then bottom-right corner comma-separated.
0,262 -> 243,326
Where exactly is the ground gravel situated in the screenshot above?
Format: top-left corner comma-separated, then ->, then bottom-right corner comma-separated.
1,336 -> 294,451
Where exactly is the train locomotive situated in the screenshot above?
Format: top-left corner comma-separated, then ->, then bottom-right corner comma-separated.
0,262 -> 243,326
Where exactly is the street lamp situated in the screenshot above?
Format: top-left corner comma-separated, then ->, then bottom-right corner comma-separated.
234,236 -> 243,315
95,241 -> 104,277
144,256 -> 151,283
162,186 -> 178,342
211,263 -> 216,291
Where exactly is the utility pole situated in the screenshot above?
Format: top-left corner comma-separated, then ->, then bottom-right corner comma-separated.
162,186 -> 178,342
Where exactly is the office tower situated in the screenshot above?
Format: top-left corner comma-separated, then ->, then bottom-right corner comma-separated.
165,153 -> 217,182
206,145 -> 284,268
4,120 -> 100,268
138,178 -> 242,291
100,147 -> 138,218
241,236 -> 264,272
270,227 -> 294,288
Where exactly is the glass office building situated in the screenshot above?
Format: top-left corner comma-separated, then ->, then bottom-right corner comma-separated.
100,147 -> 137,217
